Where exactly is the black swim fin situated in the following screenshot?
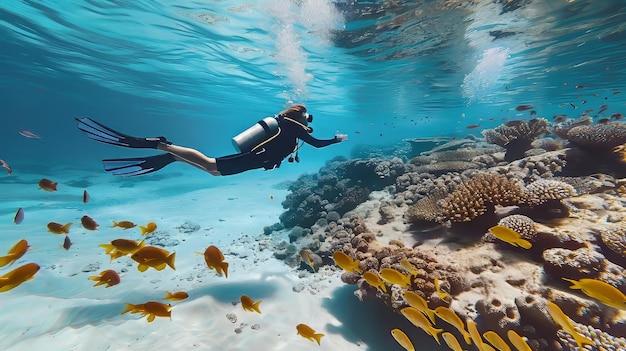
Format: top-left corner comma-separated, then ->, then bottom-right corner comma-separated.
102,153 -> 176,176
76,117 -> 170,149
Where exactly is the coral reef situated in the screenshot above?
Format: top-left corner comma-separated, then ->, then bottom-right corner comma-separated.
566,123 -> 626,149
411,160 -> 480,175
523,179 -> 577,206
438,173 -> 525,223
279,157 -> 410,228
482,118 -> 549,161
593,224 -> 626,269
402,137 -> 447,158
548,115 -> 593,139
271,124 -> 626,351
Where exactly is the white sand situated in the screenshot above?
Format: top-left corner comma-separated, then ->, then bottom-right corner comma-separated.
0,166 -> 445,351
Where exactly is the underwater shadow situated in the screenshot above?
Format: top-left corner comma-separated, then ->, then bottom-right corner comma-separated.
321,285 -> 447,351
115,172 -> 186,188
48,301 -> 128,331
186,279 -> 281,304
45,280 -> 281,333
65,177 -> 94,188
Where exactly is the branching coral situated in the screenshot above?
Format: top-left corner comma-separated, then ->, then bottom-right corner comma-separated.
482,118 -> 549,161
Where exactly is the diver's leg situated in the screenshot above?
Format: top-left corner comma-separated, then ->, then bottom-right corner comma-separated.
157,143 -> 221,176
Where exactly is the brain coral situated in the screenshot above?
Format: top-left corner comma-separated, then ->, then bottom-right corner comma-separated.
566,123 -> 626,149
439,173 -> 526,222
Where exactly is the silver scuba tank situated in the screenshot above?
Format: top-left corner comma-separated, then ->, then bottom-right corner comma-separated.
231,116 -> 279,153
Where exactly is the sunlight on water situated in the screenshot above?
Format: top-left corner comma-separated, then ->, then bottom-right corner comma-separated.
462,47 -> 510,103
265,0 -> 343,101
299,0 -> 344,47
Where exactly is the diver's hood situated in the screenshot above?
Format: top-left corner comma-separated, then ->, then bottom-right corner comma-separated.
283,111 -> 313,126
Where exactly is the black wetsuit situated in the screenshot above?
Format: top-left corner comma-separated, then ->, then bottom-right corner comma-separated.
216,117 -> 338,175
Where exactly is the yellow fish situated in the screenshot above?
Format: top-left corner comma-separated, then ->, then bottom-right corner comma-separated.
47,221 -> 72,234
164,291 -> 188,301
507,330 -> 532,351
403,291 -> 435,324
488,225 -> 532,249
380,268 -> 411,288
332,251 -> 362,273
562,277 -> 626,310
241,294 -> 262,314
100,238 -> 145,255
0,239 -> 30,267
400,307 -> 443,344
400,258 -> 422,277
434,277 -> 451,301
88,269 -> 121,288
467,319 -> 486,351
363,271 -> 387,293
130,246 -> 176,272
442,332 -> 465,351
111,220 -> 136,229
546,301 -> 593,350
296,323 -> 324,345
139,222 -> 157,236
299,248 -> 316,272
121,301 -> 172,323
198,245 -> 229,278
434,306 -> 471,344
483,331 -> 511,351
391,328 -> 415,351
0,262 -> 40,292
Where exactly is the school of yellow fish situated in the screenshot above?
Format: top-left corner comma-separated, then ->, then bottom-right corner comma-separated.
2,178 -> 326,345
330,244 -> 626,351
5,177 -> 626,348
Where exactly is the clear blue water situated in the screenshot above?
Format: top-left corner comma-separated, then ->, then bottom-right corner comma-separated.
1,1 -> 626,350
3,0 -> 625,170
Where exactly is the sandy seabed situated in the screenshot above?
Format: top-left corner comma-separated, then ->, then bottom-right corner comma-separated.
0,164 -> 442,351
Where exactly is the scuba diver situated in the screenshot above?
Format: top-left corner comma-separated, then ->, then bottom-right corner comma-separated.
76,104 -> 348,176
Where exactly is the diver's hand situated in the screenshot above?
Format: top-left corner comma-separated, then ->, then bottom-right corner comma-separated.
334,132 -> 348,143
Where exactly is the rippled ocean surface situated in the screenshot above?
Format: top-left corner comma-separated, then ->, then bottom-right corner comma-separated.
2,0 -> 625,167
1,1 -> 626,351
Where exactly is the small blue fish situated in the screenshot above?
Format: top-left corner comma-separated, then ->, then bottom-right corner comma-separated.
14,208 -> 24,224
18,130 -> 41,139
